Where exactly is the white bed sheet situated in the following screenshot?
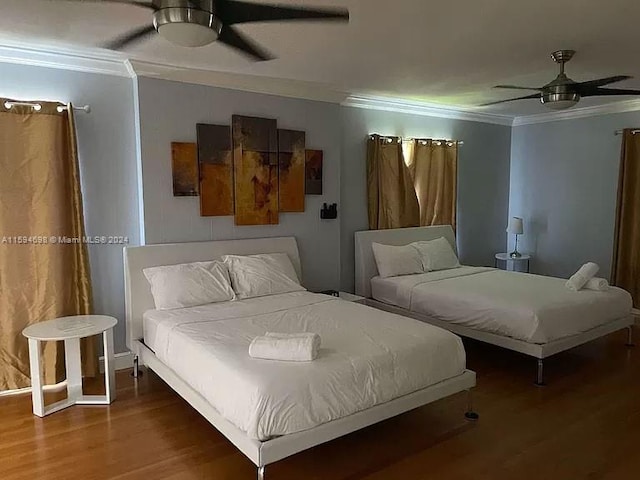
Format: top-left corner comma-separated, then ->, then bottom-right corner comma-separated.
371,267 -> 632,344
143,291 -> 466,441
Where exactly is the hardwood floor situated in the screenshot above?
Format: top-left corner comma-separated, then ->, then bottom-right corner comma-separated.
2,330 -> 640,480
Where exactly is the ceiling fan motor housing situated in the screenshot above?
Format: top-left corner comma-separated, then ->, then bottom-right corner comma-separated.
541,73 -> 581,110
540,89 -> 581,109
153,0 -> 223,47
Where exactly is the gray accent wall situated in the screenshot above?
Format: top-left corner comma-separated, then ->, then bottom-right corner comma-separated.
340,106 -> 512,292
0,62 -> 139,353
136,77 -> 342,292
509,112 -> 640,280
8,60 -> 632,354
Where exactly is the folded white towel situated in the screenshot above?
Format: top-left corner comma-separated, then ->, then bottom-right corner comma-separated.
249,333 -> 321,362
566,262 -> 600,291
584,277 -> 610,291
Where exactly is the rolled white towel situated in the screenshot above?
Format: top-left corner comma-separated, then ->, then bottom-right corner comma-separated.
583,277 -> 610,292
249,333 -> 321,362
566,262 -> 600,291
265,332 -> 321,352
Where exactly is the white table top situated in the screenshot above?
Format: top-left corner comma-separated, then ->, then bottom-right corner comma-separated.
22,315 -> 117,341
495,253 -> 531,261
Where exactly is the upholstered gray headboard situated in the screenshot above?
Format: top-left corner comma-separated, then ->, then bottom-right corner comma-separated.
354,226 -> 457,298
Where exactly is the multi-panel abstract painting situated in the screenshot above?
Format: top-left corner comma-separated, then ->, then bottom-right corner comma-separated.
170,115 -> 323,226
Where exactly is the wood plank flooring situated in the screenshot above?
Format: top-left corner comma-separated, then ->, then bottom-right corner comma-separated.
1,330 -> 639,480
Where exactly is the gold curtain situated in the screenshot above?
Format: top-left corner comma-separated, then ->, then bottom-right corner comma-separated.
406,139 -> 458,229
0,99 -> 96,391
367,135 -> 420,229
611,129 -> 640,308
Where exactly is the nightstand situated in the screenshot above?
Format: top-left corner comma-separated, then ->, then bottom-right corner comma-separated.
22,315 -> 117,417
495,253 -> 531,273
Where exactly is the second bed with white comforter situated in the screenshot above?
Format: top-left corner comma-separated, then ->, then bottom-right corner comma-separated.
371,267 -> 632,344
143,291 -> 466,441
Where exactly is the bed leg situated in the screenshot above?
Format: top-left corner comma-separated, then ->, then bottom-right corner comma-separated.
535,358 -> 545,386
626,326 -> 635,347
131,355 -> 142,379
464,389 -> 479,420
257,466 -> 265,480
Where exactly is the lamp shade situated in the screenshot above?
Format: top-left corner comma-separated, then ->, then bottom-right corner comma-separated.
506,217 -> 524,235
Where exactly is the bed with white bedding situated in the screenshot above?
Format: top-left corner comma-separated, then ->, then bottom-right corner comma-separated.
144,291 -> 466,441
355,226 -> 634,385
370,267 -> 632,344
124,237 -> 476,480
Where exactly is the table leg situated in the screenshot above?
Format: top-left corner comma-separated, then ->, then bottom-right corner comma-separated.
64,337 -> 83,402
28,339 -> 44,417
103,328 -> 116,403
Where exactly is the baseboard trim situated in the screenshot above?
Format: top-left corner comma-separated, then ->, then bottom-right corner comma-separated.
1,352 -> 133,397
99,351 -> 134,374
0,381 -> 67,397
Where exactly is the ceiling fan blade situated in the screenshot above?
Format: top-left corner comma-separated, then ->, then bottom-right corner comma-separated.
63,0 -> 158,10
580,87 -> 640,97
104,24 -> 156,50
481,93 -> 540,106
494,85 -> 544,91
216,0 -> 349,25
217,25 -> 273,61
577,75 -> 632,89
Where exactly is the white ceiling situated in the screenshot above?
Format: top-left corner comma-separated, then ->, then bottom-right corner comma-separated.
2,0 -> 640,116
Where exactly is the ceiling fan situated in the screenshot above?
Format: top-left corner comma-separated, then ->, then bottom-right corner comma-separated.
483,50 -> 640,110
64,0 -> 349,61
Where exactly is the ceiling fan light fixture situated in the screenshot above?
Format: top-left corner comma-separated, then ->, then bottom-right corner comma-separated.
540,92 -> 581,110
153,7 -> 223,47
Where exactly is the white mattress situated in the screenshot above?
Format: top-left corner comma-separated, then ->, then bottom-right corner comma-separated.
143,291 -> 466,441
371,267 -> 633,344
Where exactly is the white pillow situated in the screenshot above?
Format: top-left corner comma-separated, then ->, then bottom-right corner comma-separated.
371,242 -> 424,278
143,261 -> 235,310
223,253 -> 305,299
413,237 -> 460,271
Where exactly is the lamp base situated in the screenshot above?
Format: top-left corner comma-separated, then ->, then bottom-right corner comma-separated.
510,251 -> 522,258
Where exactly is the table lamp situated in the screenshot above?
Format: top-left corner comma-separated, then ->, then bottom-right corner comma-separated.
507,217 -> 524,258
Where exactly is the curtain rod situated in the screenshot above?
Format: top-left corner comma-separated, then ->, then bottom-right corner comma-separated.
3,101 -> 91,113
405,137 -> 464,146
369,134 -> 463,146
614,129 -> 640,135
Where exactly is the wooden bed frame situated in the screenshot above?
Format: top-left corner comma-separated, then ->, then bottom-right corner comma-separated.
124,236 -> 477,479
354,225 -> 634,385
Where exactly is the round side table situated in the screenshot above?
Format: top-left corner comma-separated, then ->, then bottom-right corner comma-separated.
494,253 -> 531,273
22,315 -> 117,417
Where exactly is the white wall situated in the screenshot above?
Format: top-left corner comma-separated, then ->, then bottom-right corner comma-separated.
340,107 -> 512,292
0,62 -> 139,353
509,112 -> 640,279
136,77 -> 342,292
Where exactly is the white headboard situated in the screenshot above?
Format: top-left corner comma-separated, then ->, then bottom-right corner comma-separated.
354,226 -> 457,298
123,237 -> 301,353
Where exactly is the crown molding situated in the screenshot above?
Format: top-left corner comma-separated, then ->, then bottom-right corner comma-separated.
0,38 -> 132,78
124,59 -> 138,79
2,39 -> 639,126
513,98 -> 640,126
130,59 -> 349,104
342,95 -> 515,126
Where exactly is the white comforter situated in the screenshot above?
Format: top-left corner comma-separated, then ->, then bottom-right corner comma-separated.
143,291 -> 466,441
372,267 -> 632,344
